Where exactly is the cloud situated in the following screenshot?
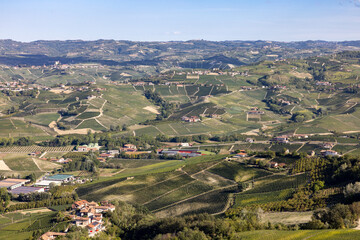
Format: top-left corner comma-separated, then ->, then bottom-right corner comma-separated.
166,31 -> 182,35
343,0 -> 360,7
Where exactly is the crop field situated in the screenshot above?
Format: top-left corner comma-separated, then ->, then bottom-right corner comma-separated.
101,84 -> 157,126
76,119 -> 106,131
234,189 -> 293,207
154,187 -> 236,217
0,209 -> 67,240
232,229 -> 360,240
208,161 -> 272,182
332,145 -> 358,155
24,113 -> 60,126
107,159 -> 167,168
76,111 -> 100,119
245,174 -> 308,194
0,145 -> 74,153
296,143 -> 323,154
0,119 -> 47,138
144,180 -> 214,211
192,170 -> 236,188
232,174 -> 308,208
77,155 -> 235,214
0,153 -> 39,171
270,143 -> 303,153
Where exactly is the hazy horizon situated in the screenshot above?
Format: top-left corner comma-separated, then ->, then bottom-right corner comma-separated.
1,0 -> 360,42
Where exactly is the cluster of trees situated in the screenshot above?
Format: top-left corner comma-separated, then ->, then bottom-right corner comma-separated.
0,187 -> 10,209
304,202 -> 360,229
265,101 -> 291,115
1,89 -> 38,97
0,136 -> 34,147
39,132 -> 161,150
61,152 -> 100,174
144,89 -> 177,119
16,192 -> 51,202
156,133 -> 267,143
3,106 -> 19,115
93,202 -> 285,240
108,124 -> 127,132
290,111 -> 313,122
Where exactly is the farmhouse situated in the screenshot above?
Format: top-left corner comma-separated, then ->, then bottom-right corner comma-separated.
245,138 -> 255,143
272,136 -> 289,143
107,150 -> 119,155
181,116 -> 201,122
234,152 -> 248,158
316,81 -> 331,86
0,178 -> 30,190
322,142 -> 335,149
179,143 -> 191,147
269,161 -> 279,168
77,143 -> 101,152
120,144 -> 137,152
247,110 -> 265,115
52,158 -> 72,164
321,150 -> 339,157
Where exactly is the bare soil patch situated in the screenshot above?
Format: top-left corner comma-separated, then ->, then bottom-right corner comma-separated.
143,106 -> 160,114
0,160 -> 11,171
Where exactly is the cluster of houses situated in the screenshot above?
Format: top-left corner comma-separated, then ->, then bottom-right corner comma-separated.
271,136 -> 290,144
0,81 -> 30,92
269,161 -> 287,168
277,98 -> 292,106
70,199 -> 115,236
41,199 -> 115,239
247,110 -> 265,115
316,81 -> 332,86
181,116 -> 201,122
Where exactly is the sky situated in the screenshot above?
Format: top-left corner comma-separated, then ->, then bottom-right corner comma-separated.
0,0 -> 360,42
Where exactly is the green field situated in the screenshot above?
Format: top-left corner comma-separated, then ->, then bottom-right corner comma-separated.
24,113 -> 60,126
0,119 -> 47,138
0,209 -> 64,240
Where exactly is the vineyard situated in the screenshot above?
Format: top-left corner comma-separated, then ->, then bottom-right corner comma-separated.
154,186 -> 237,217
0,145 -> 74,153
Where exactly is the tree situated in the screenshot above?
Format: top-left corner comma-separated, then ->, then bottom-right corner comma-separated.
0,187 -> 10,207
27,173 -> 36,183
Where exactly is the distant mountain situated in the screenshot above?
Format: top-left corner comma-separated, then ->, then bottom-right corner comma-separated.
0,39 -> 359,67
